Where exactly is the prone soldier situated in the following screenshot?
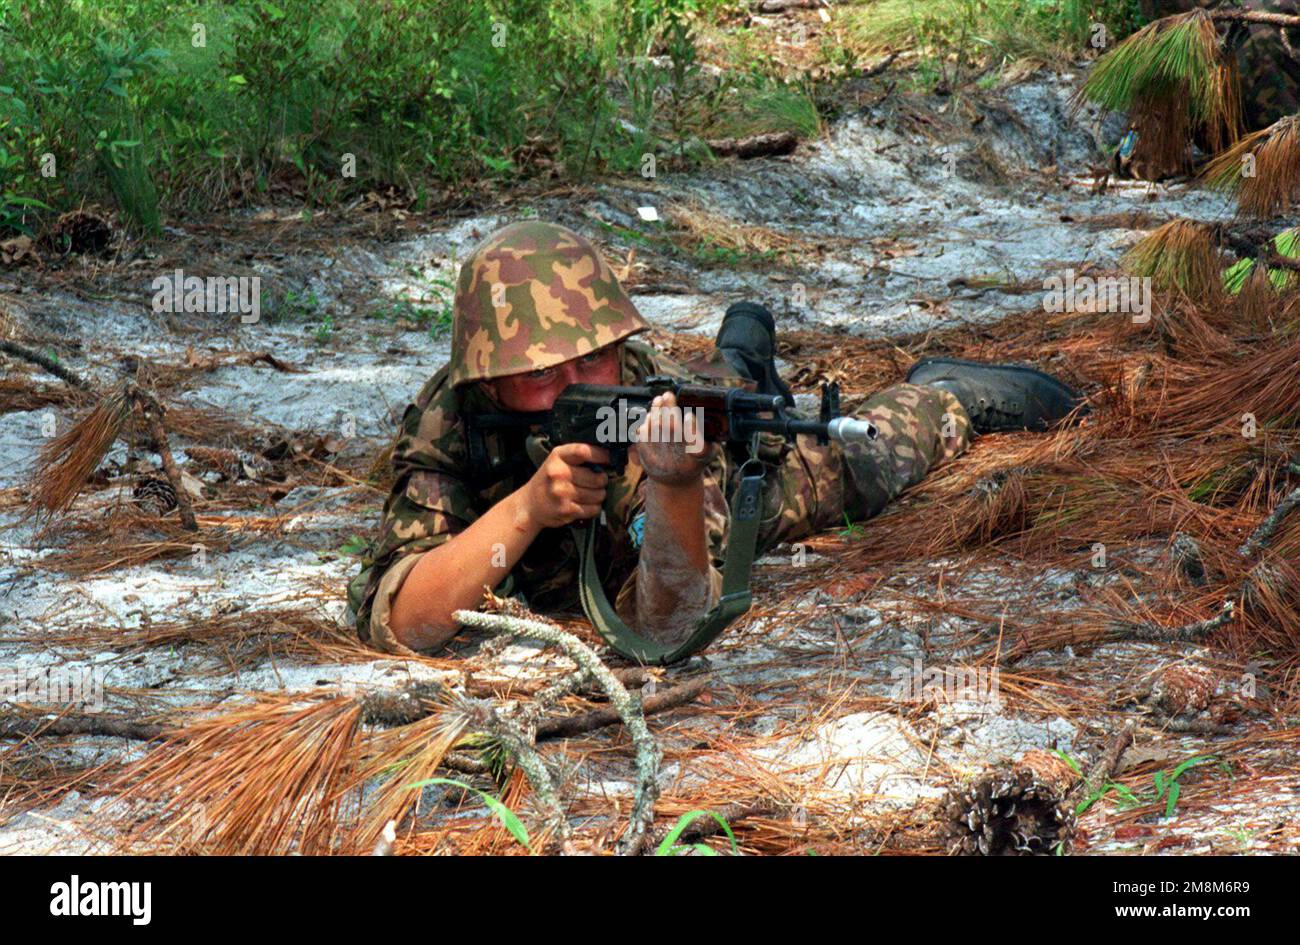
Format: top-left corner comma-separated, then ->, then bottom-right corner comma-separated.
349,221 -> 1084,660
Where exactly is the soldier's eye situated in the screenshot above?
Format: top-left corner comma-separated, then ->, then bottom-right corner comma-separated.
528,367 -> 558,380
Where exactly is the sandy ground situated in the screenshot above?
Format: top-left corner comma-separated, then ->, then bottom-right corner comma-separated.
1,71 -> 1296,855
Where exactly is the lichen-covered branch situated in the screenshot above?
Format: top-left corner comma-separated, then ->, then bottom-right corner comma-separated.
0,337 -> 91,390
454,609 -> 663,856
1237,466 -> 1300,559
452,694 -> 569,847
1108,600 -> 1234,644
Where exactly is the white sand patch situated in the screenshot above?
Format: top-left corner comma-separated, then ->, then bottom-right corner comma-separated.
758,711 -> 939,808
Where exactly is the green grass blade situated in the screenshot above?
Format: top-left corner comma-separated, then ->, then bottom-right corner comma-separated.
406,777 -> 533,853
655,809 -> 738,856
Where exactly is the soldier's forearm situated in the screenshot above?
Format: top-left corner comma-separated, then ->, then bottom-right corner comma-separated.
389,489 -> 542,650
634,477 -> 714,644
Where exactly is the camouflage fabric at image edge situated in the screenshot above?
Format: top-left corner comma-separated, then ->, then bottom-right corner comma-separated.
1126,1 -> 1300,159
348,222 -> 973,655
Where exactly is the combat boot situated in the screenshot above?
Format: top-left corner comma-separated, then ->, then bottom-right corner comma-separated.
715,301 -> 795,406
906,357 -> 1086,434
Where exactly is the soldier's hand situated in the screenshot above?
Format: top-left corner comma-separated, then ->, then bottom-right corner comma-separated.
631,392 -> 715,486
520,442 -> 610,529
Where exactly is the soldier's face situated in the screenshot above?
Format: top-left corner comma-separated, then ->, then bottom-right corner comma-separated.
489,344 -> 622,412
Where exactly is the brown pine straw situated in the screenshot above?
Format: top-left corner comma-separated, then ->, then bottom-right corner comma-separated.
15,477 -> 385,576
1126,89 -> 1197,180
0,738 -> 113,821
111,694 -> 364,855
343,705 -> 470,854
0,610 -> 364,673
1134,336 -> 1300,436
738,291 -> 1300,679
1203,114 -> 1300,218
1234,262 -> 1279,334
27,384 -> 132,517
418,767 -> 539,856
17,267 -> 1300,855
20,507 -> 237,576
0,375 -> 87,414
1120,219 -> 1224,301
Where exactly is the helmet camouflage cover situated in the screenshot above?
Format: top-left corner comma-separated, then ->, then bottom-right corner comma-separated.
448,220 -> 650,387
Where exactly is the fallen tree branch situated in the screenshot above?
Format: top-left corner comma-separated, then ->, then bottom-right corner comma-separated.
1,676 -> 706,747
1237,464 -> 1300,558
752,0 -> 826,12
705,131 -> 798,159
0,338 -> 91,390
1215,229 -> 1300,273
1066,724 -> 1135,810
454,609 -> 663,856
0,714 -> 168,742
453,693 -> 569,846
1107,600 -> 1235,644
536,676 -> 708,740
463,665 -> 654,701
1161,717 -> 1237,735
861,51 -> 899,79
131,386 -> 198,532
1210,9 -> 1300,29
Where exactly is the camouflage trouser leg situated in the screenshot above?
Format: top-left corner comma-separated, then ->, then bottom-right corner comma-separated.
751,383 -> 973,550
1136,1 -> 1300,132
1237,21 -> 1300,130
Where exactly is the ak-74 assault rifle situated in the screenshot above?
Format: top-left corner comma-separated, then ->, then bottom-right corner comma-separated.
468,375 -> 878,477
465,377 -> 879,665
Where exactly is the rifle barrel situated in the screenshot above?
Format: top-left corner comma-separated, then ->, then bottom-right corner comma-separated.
738,415 -> 878,444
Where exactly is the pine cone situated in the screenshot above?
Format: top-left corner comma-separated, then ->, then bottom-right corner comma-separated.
942,768 -> 1074,856
132,475 -> 178,516
44,209 -> 114,255
1169,532 -> 1207,586
1147,663 -> 1217,718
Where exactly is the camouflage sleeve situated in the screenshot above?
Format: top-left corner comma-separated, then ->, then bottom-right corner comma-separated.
357,469 -> 475,654
355,380 -> 479,654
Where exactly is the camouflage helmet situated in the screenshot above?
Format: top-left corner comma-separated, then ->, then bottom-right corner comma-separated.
448,220 -> 650,386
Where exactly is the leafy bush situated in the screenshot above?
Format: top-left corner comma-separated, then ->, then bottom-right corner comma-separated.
0,0 -> 683,234
8,0 -> 1096,237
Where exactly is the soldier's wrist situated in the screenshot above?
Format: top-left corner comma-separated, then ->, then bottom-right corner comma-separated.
645,473 -> 706,497
506,488 -> 542,535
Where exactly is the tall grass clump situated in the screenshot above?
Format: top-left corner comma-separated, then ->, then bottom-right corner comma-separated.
841,0 -> 1146,88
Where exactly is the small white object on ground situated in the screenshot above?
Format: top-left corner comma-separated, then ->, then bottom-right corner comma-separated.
371,820 -> 397,856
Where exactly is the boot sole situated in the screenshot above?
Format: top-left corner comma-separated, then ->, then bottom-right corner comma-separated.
718,303 -> 795,405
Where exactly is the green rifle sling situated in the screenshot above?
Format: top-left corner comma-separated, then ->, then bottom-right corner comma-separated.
573,464 -> 765,664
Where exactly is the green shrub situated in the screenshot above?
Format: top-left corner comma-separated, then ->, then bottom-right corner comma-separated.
0,0 -> 945,237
